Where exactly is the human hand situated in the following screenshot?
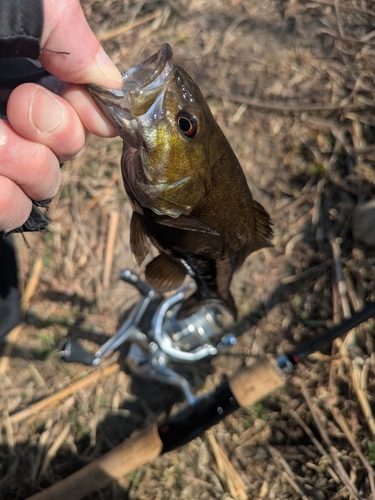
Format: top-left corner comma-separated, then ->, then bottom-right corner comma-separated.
1,0 -> 123,233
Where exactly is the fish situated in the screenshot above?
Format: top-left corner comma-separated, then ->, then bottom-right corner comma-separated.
88,44 -> 272,319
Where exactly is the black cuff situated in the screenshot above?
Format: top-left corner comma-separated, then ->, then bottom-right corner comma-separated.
0,0 -> 44,59
0,237 -> 21,340
0,200 -> 52,238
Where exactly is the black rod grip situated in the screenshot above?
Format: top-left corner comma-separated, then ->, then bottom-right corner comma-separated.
286,301 -> 375,365
159,383 -> 239,453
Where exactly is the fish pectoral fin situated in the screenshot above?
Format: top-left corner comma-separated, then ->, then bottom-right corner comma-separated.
130,213 -> 150,266
253,200 -> 273,246
157,215 -> 220,236
145,253 -> 187,292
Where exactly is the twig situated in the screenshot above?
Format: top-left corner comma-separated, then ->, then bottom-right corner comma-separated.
80,177 -> 117,218
0,257 -> 44,375
318,27 -> 375,46
63,226 -> 78,279
37,423 -> 71,483
308,0 -> 375,17
329,403 -> 375,499
284,233 -> 304,262
300,383 -> 362,499
8,364 -> 120,425
302,117 -> 355,161
32,421 -> 53,483
280,259 -> 333,285
103,210 -> 120,288
2,411 -> 15,450
288,408 -> 340,484
28,362 -> 47,389
206,431 -> 248,500
328,233 -> 351,320
278,176 -> 317,214
207,92 -> 363,112
20,258 -> 44,309
343,269 -> 364,313
311,178 -> 326,240
0,452 -> 19,488
267,444 -> 310,500
334,0 -> 345,39
98,10 -> 162,42
352,360 -> 375,439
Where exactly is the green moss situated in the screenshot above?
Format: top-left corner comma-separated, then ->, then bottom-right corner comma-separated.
250,402 -> 269,422
368,441 -> 375,465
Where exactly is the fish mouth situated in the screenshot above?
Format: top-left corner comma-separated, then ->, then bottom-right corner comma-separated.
87,44 -> 174,124
121,43 -> 174,94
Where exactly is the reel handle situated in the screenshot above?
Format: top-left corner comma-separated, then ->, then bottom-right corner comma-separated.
59,340 -> 96,366
120,269 -> 154,296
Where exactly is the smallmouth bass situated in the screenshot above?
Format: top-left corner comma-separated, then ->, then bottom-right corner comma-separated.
88,44 -> 272,318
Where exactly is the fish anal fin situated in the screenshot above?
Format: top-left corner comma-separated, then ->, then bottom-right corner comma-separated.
157,215 -> 220,236
253,200 -> 273,246
145,253 -> 187,292
130,213 -> 150,266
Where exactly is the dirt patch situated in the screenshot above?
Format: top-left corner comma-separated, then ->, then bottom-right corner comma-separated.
2,1 -> 375,499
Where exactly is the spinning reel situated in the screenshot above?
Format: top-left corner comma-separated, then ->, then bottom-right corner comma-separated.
59,269 -> 236,405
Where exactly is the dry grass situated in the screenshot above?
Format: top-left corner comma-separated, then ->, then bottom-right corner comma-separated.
2,0 -> 375,498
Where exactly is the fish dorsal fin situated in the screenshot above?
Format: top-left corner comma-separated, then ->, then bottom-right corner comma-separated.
253,200 -> 273,245
145,253 -> 187,292
130,213 -> 150,266
157,215 -> 220,236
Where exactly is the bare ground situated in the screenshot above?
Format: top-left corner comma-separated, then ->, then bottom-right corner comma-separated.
2,1 -> 375,498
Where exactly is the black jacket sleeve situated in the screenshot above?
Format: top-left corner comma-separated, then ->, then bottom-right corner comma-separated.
0,0 -> 43,58
0,0 -> 45,340
0,0 -> 53,238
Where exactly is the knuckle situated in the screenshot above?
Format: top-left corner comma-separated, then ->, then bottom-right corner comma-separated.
0,177 -> 32,232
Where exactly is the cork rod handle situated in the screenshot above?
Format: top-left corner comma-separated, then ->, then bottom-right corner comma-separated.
26,359 -> 284,500
27,424 -> 163,500
229,359 -> 284,407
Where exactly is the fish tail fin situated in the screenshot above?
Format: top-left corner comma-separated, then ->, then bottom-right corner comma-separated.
253,200 -> 273,248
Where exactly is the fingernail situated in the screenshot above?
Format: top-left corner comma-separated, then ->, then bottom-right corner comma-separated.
0,120 -> 6,146
95,48 -> 123,87
30,88 -> 65,133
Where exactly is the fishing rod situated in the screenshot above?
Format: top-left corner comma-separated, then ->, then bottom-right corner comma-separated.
27,299 -> 375,500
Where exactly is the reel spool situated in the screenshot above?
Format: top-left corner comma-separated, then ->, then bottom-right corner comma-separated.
60,269 -> 236,405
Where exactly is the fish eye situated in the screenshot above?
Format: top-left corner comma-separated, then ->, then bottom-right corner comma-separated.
177,111 -> 198,138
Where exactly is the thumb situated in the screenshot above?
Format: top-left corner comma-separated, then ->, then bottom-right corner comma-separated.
39,0 -> 122,88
